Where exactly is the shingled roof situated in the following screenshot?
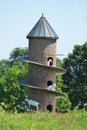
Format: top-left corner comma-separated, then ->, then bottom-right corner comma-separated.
27,15 -> 58,39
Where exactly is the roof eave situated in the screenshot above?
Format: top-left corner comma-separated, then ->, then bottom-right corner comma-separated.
26,36 -> 59,40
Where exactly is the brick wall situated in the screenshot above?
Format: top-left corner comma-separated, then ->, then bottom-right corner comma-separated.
28,38 -> 56,66
28,88 -> 56,112
28,63 -> 56,88
27,37 -> 57,112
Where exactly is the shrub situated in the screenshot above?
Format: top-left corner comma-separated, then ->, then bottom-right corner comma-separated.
56,95 -> 71,113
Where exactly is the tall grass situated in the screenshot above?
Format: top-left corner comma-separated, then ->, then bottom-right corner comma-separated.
0,107 -> 87,130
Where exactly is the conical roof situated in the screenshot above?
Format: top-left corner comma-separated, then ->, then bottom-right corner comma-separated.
27,15 -> 58,39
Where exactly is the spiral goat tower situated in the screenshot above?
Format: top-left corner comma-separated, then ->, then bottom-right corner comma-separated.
20,15 -> 65,112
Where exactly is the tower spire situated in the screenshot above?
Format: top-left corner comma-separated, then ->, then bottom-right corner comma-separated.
27,15 -> 58,39
42,13 -> 44,17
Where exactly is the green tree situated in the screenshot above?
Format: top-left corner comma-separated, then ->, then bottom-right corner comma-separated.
9,47 -> 28,66
56,58 -> 63,92
0,59 -> 11,77
56,95 -> 71,113
0,65 -> 28,110
56,58 -> 63,68
56,58 -> 71,112
0,47 -> 28,111
62,42 -> 87,109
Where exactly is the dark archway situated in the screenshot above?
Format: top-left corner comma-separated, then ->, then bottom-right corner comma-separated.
47,81 -> 53,89
47,81 -> 53,86
47,105 -> 53,112
47,57 -> 53,66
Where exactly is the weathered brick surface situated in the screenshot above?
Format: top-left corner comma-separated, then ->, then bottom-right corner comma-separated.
27,37 -> 57,112
28,88 -> 56,112
28,63 -> 56,88
28,38 -> 56,66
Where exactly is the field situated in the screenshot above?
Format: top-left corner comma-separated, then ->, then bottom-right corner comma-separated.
0,108 -> 87,130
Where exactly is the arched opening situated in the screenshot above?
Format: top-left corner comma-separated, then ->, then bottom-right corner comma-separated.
47,81 -> 53,86
47,81 -> 55,90
47,57 -> 53,66
47,105 -> 53,112
47,81 -> 53,89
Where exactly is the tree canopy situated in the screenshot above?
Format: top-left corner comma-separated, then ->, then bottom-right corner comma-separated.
0,47 -> 28,111
62,42 -> 87,108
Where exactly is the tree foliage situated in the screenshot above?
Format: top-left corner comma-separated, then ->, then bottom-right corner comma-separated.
56,95 -> 71,113
0,47 -> 28,111
56,58 -> 63,92
62,42 -> 87,108
56,58 -> 71,112
9,47 -> 28,61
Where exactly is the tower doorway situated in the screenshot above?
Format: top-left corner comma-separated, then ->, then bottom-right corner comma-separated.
47,104 -> 53,112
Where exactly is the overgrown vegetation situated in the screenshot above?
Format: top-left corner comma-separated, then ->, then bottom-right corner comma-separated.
0,107 -> 87,130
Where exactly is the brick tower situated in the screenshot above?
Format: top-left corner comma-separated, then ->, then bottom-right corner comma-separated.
20,15 -> 65,112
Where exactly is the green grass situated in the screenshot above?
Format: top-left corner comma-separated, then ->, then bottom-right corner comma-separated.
0,108 -> 87,130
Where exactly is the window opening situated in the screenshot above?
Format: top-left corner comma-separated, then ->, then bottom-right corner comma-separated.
47,81 -> 55,91
47,81 -> 53,89
47,57 -> 53,66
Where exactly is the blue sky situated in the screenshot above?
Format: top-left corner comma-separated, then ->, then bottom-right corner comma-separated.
0,0 -> 87,60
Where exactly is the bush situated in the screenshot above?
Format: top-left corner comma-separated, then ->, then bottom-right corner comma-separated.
56,95 -> 71,113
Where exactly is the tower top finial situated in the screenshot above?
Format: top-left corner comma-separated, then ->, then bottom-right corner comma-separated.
42,13 -> 44,17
